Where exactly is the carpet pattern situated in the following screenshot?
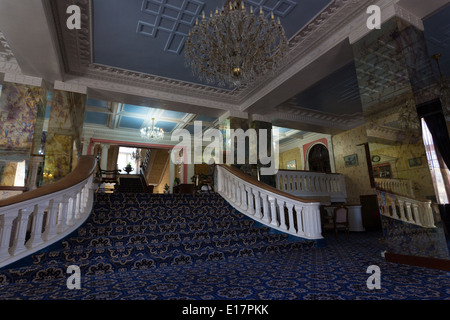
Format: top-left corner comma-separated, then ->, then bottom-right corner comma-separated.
0,193 -> 449,300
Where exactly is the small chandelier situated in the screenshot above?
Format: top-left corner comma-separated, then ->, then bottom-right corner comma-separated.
185,0 -> 288,88
140,118 -> 164,140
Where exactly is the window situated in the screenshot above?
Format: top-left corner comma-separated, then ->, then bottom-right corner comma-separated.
421,118 -> 449,204
117,147 -> 139,174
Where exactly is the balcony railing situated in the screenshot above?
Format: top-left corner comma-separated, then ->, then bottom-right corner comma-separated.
0,156 -> 97,268
377,189 -> 435,228
375,177 -> 415,198
275,170 -> 347,203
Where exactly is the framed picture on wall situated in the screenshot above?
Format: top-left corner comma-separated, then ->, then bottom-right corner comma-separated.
286,160 -> 297,170
408,157 -> 422,168
344,154 -> 358,167
373,163 -> 392,178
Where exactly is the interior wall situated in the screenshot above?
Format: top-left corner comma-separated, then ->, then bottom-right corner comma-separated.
331,125 -> 376,205
279,147 -> 302,170
369,141 -> 435,200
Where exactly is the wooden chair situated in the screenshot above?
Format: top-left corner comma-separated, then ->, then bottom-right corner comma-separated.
323,205 -> 349,238
97,161 -> 121,191
196,163 -> 215,193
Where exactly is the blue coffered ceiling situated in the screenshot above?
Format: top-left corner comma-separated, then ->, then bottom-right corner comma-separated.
92,0 -> 333,87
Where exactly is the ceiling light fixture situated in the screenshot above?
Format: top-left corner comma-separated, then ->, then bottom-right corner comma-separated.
140,118 -> 164,140
185,0 -> 288,88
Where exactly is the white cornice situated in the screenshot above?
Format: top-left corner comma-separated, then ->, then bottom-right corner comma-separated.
3,73 -> 42,87
54,80 -> 87,95
348,0 -> 424,45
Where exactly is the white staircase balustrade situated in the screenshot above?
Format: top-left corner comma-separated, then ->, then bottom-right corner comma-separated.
375,178 -> 415,198
0,156 -> 97,268
377,189 -> 435,228
275,170 -> 347,203
217,165 -> 323,240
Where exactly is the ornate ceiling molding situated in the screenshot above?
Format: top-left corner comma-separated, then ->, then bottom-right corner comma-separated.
50,0 -> 376,108
0,30 -> 21,75
272,103 -> 365,131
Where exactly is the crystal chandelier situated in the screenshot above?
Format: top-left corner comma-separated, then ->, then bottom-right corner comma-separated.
140,118 -> 164,140
185,0 -> 288,88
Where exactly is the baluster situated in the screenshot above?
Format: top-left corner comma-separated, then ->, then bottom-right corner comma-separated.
294,205 -> 305,236
10,206 -> 34,255
246,186 -> 254,215
253,190 -> 262,219
278,200 -> 287,230
80,185 -> 87,214
240,183 -> 248,211
75,190 -> 82,220
230,178 -> 236,203
0,213 -> 16,260
56,195 -> 69,233
423,202 -> 435,227
268,196 -> 278,227
26,204 -> 46,248
43,198 -> 60,241
411,203 -> 420,225
397,199 -> 406,221
286,202 -> 295,233
390,196 -> 398,219
235,181 -> 242,207
66,196 -> 76,226
405,202 -> 413,222
261,194 -> 270,224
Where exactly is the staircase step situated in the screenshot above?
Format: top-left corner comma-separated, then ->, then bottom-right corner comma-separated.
78,218 -> 258,237
1,238 -> 313,283
76,225 -> 269,243
1,193 -> 318,284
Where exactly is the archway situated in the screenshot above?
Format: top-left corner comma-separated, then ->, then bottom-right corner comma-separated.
308,144 -> 331,173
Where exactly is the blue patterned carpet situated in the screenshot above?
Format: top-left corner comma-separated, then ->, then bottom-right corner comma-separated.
0,193 -> 449,302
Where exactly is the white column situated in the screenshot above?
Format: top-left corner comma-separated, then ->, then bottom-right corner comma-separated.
100,144 -> 110,170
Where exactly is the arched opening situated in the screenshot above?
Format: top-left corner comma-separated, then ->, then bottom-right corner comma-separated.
308,144 -> 331,173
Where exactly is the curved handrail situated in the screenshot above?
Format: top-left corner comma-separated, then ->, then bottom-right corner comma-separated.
216,165 -> 323,240
0,156 -> 96,208
219,165 -> 320,203
0,156 -> 97,268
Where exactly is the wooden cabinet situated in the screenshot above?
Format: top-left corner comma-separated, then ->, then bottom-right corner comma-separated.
360,195 -> 382,231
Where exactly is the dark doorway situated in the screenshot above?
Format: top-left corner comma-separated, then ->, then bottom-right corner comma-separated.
308,144 -> 331,173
